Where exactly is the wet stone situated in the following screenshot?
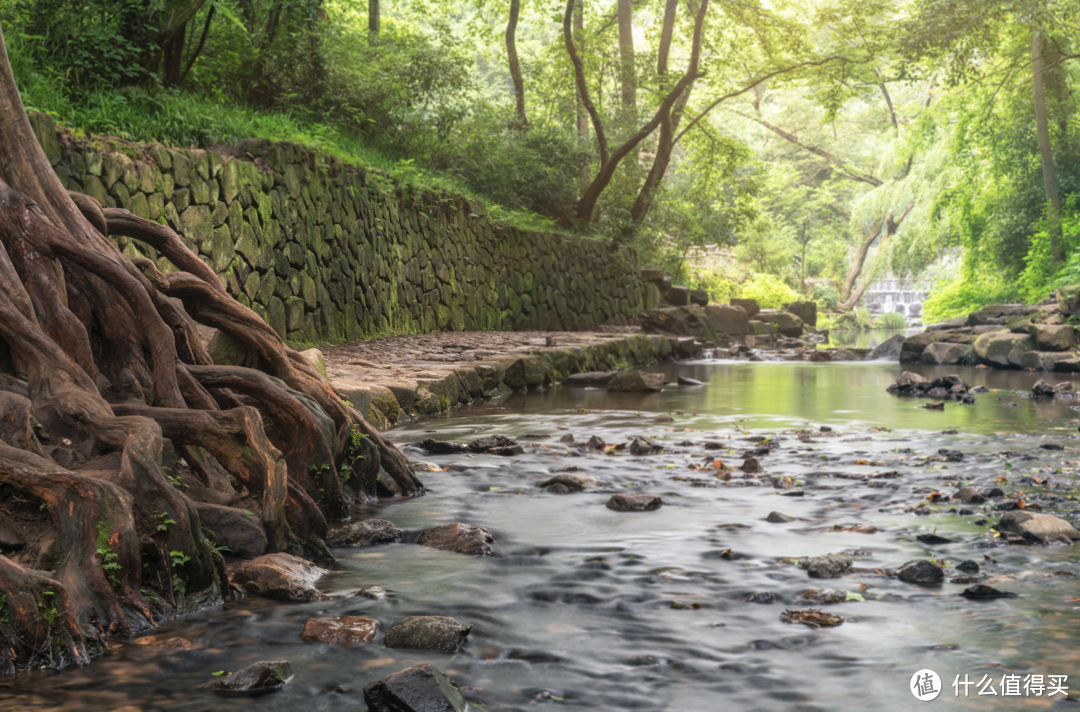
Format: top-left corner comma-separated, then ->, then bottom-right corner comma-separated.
801,554 -> 852,579
956,560 -> 981,573
745,591 -> 775,604
678,376 -> 703,386
995,510 -> 1080,543
960,585 -> 1016,600
363,662 -> 467,712
468,434 -> 517,453
230,554 -> 329,602
354,586 -> 389,599
417,522 -> 494,556
537,473 -> 600,491
385,616 -> 472,653
896,559 -> 944,585
765,511 -> 795,523
199,660 -> 293,697
326,519 -> 403,548
953,487 -> 986,504
742,457 -> 762,473
606,494 -> 663,512
301,616 -> 378,645
414,438 -> 468,454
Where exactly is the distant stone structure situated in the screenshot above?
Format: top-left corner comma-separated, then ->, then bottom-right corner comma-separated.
862,277 -> 929,319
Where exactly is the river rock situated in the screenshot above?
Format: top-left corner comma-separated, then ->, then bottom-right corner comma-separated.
1032,379 -> 1056,396
783,301 -> 817,327
417,522 -> 494,556
385,616 -> 472,653
953,487 -> 986,504
1029,324 -> 1076,351
867,334 -> 905,361
629,436 -> 662,455
468,435 -> 517,452
606,370 -> 664,392
363,663 -> 467,712
921,342 -> 973,365
606,494 -> 663,511
230,554 -> 329,601
742,457 -> 762,473
1021,351 -> 1076,371
537,473 -> 600,491
995,511 -> 1080,543
301,616 -> 378,644
326,519 -> 403,547
414,438 -> 468,454
887,371 -> 927,394
960,584 -> 1016,600
756,310 -> 804,338
896,559 -> 944,584
193,503 -> 267,559
765,511 -> 795,523
801,554 -> 852,578
730,298 -> 760,318
199,660 -> 293,697
678,376 -> 703,386
973,331 -> 1034,368
355,586 -> 389,599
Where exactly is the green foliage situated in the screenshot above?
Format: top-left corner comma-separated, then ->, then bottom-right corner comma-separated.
812,283 -> 839,311
921,270 -> 1021,324
95,521 -> 120,588
876,311 -> 908,330
735,273 -> 801,310
152,511 -> 176,533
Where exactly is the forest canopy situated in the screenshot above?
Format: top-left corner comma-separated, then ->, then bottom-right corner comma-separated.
4,0 -> 1079,321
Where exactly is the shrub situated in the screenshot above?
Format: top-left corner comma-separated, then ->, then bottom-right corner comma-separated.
736,273 -> 800,309
812,283 -> 839,311
876,311 -> 908,329
921,272 -> 1021,324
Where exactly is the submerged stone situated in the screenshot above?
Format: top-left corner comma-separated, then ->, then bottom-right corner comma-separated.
385,616 -> 472,653
363,663 -> 467,712
199,660 -> 293,697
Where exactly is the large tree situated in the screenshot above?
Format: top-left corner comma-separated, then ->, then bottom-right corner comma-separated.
0,22 -> 420,673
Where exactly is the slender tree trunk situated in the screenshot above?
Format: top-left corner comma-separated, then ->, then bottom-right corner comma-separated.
574,3 -> 590,196
837,204 -> 914,311
162,23 -> 186,88
617,0 -> 635,111
506,0 -> 526,126
371,0 -> 384,34
1032,30 -> 1062,261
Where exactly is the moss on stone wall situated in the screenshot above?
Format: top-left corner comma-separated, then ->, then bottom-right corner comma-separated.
34,116 -> 644,346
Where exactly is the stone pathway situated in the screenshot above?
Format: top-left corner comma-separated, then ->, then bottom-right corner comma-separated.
323,330 -> 697,428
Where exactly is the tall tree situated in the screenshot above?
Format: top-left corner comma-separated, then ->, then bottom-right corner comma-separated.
506,0 -> 526,125
1031,30 -> 1062,261
369,0 -> 380,33
617,0 -> 636,110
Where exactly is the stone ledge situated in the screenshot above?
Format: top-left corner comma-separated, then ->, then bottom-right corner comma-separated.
324,330 -> 699,427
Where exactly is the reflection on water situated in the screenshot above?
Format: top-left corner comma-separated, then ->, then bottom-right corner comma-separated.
2,360 -> 1079,711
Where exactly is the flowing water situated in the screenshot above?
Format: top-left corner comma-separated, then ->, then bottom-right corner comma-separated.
4,357 -> 1080,711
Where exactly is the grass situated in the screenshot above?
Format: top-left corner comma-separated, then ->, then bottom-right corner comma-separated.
12,55 -> 568,237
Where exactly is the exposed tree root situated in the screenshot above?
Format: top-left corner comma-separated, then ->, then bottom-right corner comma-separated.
0,21 -> 423,674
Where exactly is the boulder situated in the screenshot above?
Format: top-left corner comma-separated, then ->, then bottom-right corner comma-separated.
972,331 -> 1034,368
756,310 -> 804,338
1055,358 -> 1080,373
886,371 -> 927,394
298,348 -> 327,379
748,320 -> 776,336
385,616 -> 472,653
782,301 -> 817,327
704,304 -> 750,335
606,370 -> 664,392
801,554 -> 852,578
1032,379 -> 1056,397
363,663 -> 468,712
301,616 -> 378,644
537,473 -> 600,491
639,305 -> 717,341
1056,285 -> 1080,316
417,522 -> 494,556
1022,351 -> 1077,371
830,348 -> 859,361
995,511 -> 1080,543
897,559 -> 944,584
194,503 -> 268,559
606,494 -> 663,511
414,438 -> 468,454
927,316 -> 970,331
731,298 -> 761,318
920,342 -> 973,365
326,519 -> 403,548
689,289 -> 709,306
668,286 -> 690,306
230,554 -> 329,601
199,660 -> 293,697
899,328 -> 989,364
1028,324 -> 1076,352
467,435 -> 519,453
867,334 -> 905,361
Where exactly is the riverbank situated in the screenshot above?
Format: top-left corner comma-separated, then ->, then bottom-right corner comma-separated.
322,330 -> 700,428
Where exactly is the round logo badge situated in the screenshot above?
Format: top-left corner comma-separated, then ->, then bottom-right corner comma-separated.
911,669 -> 942,701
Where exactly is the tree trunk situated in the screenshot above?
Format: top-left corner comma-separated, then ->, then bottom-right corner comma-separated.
506,0 -> 526,126
837,204 -> 914,311
369,0 -> 380,34
0,20 -> 421,673
617,0 -> 636,111
1032,30 -> 1062,261
574,3 -> 590,196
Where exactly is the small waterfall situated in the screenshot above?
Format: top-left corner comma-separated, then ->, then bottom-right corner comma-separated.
862,277 -> 930,321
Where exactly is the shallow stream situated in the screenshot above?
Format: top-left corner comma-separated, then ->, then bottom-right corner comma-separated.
3,357 -> 1080,711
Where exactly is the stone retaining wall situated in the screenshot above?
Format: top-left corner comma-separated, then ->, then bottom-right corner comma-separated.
30,115 -> 644,345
